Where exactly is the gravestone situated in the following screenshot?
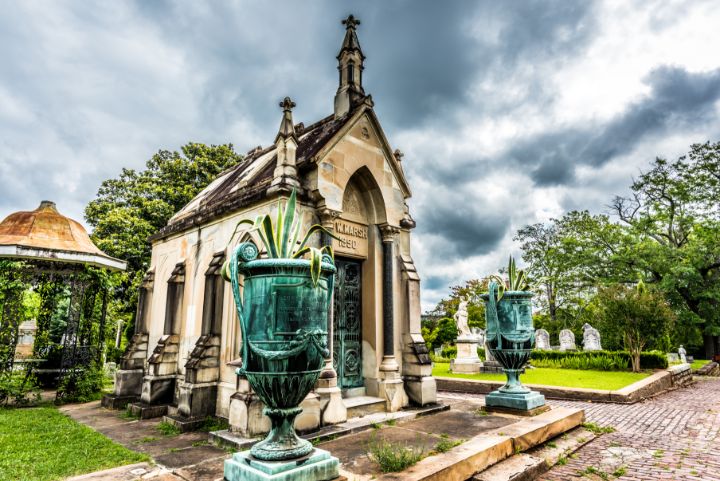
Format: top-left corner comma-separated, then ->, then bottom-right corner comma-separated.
559,329 -> 576,351
667,353 -> 680,363
535,329 -> 550,350
582,323 -> 602,351
678,345 -> 687,363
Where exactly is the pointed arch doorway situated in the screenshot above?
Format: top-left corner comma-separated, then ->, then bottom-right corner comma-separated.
330,167 -> 387,392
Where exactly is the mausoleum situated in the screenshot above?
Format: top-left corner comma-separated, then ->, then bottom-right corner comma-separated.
106,16 -> 435,432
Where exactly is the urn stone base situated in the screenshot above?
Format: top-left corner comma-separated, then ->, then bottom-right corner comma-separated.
224,448 -> 339,481
485,390 -> 546,413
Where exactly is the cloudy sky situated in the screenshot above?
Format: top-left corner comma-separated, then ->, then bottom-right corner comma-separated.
2,1 -> 720,310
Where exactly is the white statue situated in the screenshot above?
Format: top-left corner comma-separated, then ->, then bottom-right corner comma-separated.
535,329 -> 551,350
678,345 -> 687,363
454,299 -> 471,339
559,329 -> 576,351
582,323 -> 602,351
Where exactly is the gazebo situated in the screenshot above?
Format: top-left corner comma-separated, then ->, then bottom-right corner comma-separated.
0,201 -> 125,402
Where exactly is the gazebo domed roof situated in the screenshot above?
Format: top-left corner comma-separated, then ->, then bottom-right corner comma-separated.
0,201 -> 126,271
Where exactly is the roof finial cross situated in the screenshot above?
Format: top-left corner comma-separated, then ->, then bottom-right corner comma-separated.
342,14 -> 360,30
279,96 -> 296,112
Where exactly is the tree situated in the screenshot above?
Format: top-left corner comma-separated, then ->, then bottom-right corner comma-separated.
612,149 -> 720,357
428,279 -> 487,331
593,282 -> 675,371
516,211 -> 639,342
85,142 -> 242,335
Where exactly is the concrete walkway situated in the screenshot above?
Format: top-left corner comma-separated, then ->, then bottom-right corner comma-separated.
60,401 -> 228,481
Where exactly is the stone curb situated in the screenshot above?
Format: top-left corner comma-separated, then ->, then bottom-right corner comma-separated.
436,364 -> 693,404
373,406 -> 584,481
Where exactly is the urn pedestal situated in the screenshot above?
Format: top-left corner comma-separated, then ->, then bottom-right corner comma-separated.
224,448 -> 339,481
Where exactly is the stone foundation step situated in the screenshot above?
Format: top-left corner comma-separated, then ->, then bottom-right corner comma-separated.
210,402 -> 449,451
128,402 -> 170,419
162,414 -> 208,433
344,395 -> 386,418
100,394 -> 138,410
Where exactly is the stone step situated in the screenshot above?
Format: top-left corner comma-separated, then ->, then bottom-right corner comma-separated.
128,402 -> 170,419
344,395 -> 386,418
100,394 -> 138,410
162,414 -> 207,433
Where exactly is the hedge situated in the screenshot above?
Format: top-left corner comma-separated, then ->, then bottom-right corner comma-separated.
530,350 -> 668,371
431,346 -> 668,371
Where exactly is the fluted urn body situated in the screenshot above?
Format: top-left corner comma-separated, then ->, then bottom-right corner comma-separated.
226,242 -> 335,461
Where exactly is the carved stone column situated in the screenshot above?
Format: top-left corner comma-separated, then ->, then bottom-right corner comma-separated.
379,224 -> 400,373
377,224 -> 407,412
314,207 -> 347,425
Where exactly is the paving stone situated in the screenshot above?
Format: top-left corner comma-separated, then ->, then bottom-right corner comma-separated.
442,376 -> 720,481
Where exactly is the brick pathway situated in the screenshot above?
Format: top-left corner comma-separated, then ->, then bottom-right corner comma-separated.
444,377 -> 720,480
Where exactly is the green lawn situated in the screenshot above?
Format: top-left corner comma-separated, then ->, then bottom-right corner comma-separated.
690,359 -> 710,370
0,407 -> 148,481
433,363 -> 650,390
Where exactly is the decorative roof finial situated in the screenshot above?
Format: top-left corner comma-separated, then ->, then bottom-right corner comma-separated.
276,97 -> 297,140
393,149 -> 404,162
279,96 -> 296,112
342,14 -> 360,30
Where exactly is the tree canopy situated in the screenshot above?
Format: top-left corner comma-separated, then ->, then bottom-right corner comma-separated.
85,142 -> 242,336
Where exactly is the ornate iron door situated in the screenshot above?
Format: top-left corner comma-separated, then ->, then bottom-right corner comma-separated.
333,259 -> 363,389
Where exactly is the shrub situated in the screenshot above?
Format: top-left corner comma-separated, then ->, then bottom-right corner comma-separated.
367,434 -> 425,472
55,365 -> 106,404
0,370 -> 40,406
530,350 -> 667,371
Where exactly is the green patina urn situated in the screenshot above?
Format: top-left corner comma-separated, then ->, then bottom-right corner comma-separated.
226,242 -> 335,461
481,281 -> 544,410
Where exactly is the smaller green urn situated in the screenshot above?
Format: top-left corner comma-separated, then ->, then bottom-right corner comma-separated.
481,280 -> 546,413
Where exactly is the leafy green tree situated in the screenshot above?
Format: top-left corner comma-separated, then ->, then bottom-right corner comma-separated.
612,150 -> 720,357
85,143 -> 242,335
429,279 -> 487,331
592,282 -> 675,371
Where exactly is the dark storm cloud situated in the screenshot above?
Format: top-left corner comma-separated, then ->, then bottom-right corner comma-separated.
415,187 -> 509,259
522,66 -> 720,185
420,66 -> 720,190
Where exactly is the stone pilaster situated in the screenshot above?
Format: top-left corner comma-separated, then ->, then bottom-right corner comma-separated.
314,207 -> 347,425
377,225 -> 407,412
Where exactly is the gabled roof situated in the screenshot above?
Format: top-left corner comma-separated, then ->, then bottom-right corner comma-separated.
152,101 -> 412,242
150,112 -> 350,241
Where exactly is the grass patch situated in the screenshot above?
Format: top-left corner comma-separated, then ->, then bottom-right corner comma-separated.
613,465 -> 627,477
156,421 -> 181,436
582,422 -> 616,434
690,359 -> 709,370
199,416 -> 229,432
433,434 -> 463,454
0,406 -> 147,481
579,466 -> 609,480
432,364 -> 650,390
120,407 -> 139,420
367,434 -> 424,472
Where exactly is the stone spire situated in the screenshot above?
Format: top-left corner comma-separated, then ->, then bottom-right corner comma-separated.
334,14 -> 366,118
268,97 -> 300,194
